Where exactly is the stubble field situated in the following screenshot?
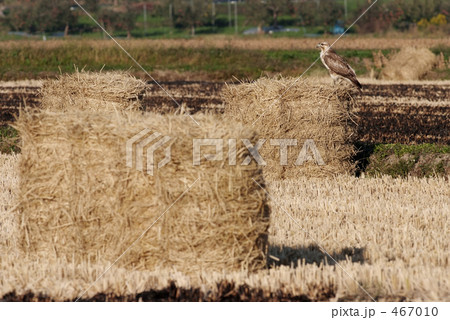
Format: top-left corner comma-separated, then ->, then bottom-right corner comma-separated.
0,36 -> 449,302
1,153 -> 449,301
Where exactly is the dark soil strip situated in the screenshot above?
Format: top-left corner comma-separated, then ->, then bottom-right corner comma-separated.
1,281 -> 335,302
361,84 -> 450,101
0,82 -> 449,144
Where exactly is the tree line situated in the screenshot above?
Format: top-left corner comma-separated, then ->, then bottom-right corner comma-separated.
0,0 -> 448,36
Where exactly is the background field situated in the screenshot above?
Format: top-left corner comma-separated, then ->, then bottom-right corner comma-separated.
0,37 -> 448,81
1,76 -> 449,177
0,33 -> 449,301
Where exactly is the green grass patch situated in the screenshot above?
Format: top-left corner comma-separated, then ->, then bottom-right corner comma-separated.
0,39 -> 447,80
0,125 -> 20,154
373,143 -> 450,159
364,143 -> 450,178
0,42 -> 387,81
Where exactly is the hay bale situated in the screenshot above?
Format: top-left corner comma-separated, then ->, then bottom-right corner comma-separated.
15,109 -> 269,274
373,50 -> 388,69
0,153 -> 19,250
222,77 -> 357,180
40,70 -> 146,111
381,47 -> 437,80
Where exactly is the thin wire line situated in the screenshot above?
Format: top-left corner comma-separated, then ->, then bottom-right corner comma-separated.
252,178 -> 377,302
74,177 -> 200,302
71,0 -> 200,127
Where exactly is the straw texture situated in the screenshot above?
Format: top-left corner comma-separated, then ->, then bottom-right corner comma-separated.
381,47 -> 437,80
40,70 -> 146,111
223,77 -> 357,180
15,109 -> 269,274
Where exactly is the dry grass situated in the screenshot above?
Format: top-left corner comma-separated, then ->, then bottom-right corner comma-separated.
1,38 -> 449,51
356,77 -> 450,85
381,47 -> 437,80
0,70 -> 448,301
223,77 -> 357,180
0,80 -> 43,87
359,96 -> 450,108
267,175 -> 449,300
1,77 -> 449,90
1,153 -> 448,301
14,109 -> 268,275
0,153 -> 19,250
269,176 -> 448,266
40,70 -> 146,112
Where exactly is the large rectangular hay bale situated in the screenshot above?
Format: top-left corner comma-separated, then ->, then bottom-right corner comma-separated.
381,47 -> 437,80
40,70 -> 146,112
223,77 -> 357,180
15,110 -> 269,274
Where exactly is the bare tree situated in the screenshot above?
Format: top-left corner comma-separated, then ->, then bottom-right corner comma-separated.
265,0 -> 282,27
245,0 -> 292,29
172,0 -> 208,36
4,0 -> 76,35
98,0 -> 139,38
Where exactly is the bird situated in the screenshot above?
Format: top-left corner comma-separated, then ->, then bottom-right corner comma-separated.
316,42 -> 362,91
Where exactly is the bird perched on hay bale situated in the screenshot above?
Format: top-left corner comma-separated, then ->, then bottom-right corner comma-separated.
316,42 -> 362,91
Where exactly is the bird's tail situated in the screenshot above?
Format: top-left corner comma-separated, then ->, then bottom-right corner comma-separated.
352,78 -> 362,92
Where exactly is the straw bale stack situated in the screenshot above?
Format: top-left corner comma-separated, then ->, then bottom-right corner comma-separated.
381,47 -> 437,80
0,153 -> 19,250
40,70 -> 146,111
223,77 -> 357,180
15,109 -> 269,274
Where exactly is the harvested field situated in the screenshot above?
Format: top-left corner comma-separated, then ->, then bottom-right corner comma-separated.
142,81 -> 224,114
1,38 -> 449,51
0,85 -> 40,124
1,80 -> 448,144
1,39 -> 448,82
0,81 -> 224,125
0,74 -> 448,301
1,153 -> 448,301
356,82 -> 450,144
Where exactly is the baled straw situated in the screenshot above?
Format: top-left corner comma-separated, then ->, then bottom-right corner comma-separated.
222,77 -> 357,180
15,109 -> 269,275
0,153 -> 19,250
381,47 -> 437,80
40,70 -> 146,111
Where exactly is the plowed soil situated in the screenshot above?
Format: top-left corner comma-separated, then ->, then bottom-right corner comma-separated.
1,281 -> 336,302
1,81 -> 448,144
355,84 -> 449,144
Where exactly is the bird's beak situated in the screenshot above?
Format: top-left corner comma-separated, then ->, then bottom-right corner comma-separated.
316,44 -> 321,49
